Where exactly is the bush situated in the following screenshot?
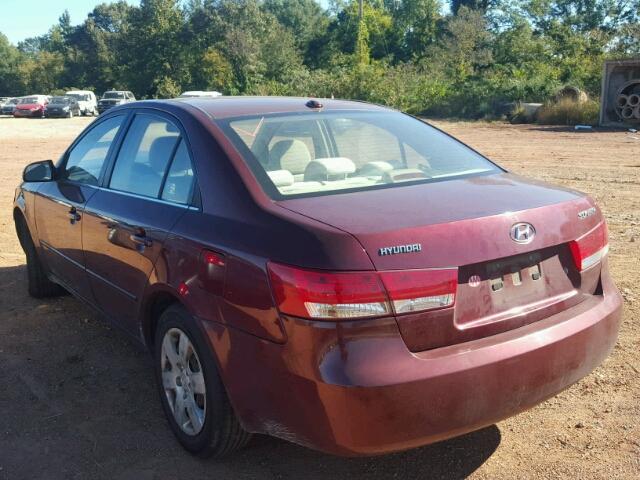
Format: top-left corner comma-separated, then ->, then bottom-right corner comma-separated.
536,98 -> 600,125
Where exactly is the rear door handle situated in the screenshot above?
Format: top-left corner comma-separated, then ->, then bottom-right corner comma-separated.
68,207 -> 81,224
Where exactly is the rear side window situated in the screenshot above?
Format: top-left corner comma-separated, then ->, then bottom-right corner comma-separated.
109,114 -> 180,198
63,115 -> 124,185
160,140 -> 194,204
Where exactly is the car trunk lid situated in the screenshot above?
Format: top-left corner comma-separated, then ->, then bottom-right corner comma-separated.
278,173 -> 604,351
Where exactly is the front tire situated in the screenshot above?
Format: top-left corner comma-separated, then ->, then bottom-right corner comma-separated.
154,304 -> 251,458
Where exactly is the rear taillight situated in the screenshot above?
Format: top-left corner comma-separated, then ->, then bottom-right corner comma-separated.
267,263 -> 390,319
379,269 -> 457,314
267,262 -> 457,320
569,221 -> 608,271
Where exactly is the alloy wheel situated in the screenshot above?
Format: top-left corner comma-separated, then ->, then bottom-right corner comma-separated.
160,328 -> 207,436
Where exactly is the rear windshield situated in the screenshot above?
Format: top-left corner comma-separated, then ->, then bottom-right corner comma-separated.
103,92 -> 125,99
51,96 -> 72,104
68,93 -> 90,101
221,110 -> 501,198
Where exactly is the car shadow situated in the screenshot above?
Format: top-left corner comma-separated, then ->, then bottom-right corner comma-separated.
232,427 -> 501,479
527,125 -> 636,133
0,264 -> 501,480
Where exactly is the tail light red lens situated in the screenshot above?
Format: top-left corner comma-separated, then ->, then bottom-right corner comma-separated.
569,221 -> 609,271
267,263 -> 390,319
267,262 -> 458,320
379,269 -> 457,314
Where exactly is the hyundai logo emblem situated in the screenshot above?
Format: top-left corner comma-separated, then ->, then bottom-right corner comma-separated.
510,222 -> 536,244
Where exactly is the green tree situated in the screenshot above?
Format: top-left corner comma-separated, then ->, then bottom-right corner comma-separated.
0,33 -> 23,95
384,0 -> 441,61
120,0 -> 189,97
263,0 -> 329,63
331,0 -> 393,61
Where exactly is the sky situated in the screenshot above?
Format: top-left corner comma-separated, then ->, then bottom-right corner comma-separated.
0,0 -> 140,45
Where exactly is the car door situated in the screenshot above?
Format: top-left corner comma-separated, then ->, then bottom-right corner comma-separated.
82,111 -> 196,336
35,114 -> 127,302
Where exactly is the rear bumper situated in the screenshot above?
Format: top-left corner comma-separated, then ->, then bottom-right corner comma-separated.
14,110 -> 42,117
44,111 -> 68,118
201,268 -> 622,456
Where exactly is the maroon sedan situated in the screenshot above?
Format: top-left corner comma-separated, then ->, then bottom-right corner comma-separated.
13,97 -> 621,457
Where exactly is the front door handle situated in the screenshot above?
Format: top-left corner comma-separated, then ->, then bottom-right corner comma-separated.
130,228 -> 153,249
68,207 -> 81,224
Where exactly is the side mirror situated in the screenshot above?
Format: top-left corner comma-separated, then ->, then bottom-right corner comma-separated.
23,160 -> 55,182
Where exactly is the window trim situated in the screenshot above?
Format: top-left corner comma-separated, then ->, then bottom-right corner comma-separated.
101,108 -> 200,209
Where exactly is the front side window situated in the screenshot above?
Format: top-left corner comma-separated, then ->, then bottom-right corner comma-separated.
63,115 -> 125,185
222,111 -> 501,198
109,114 -> 180,198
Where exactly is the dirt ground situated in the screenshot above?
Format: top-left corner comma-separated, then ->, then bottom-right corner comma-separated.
0,116 -> 638,480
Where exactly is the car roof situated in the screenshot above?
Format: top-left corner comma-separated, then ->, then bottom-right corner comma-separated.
169,96 -> 391,119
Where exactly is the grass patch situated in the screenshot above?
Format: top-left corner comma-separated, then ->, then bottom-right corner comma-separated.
536,98 -> 600,125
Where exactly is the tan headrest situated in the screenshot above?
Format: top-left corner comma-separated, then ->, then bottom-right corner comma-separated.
269,139 -> 312,174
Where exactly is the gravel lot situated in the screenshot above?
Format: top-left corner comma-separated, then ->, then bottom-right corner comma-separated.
0,116 -> 638,479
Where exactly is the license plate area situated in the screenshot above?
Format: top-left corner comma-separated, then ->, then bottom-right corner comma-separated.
456,246 -> 577,327
486,251 -> 543,293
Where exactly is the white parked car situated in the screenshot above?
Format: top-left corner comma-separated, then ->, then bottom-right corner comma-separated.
179,91 -> 222,98
65,90 -> 98,116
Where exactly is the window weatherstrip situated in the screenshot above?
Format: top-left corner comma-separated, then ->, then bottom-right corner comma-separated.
96,186 -> 192,209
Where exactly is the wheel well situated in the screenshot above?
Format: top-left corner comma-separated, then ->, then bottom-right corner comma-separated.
13,208 -> 30,250
143,291 -> 181,349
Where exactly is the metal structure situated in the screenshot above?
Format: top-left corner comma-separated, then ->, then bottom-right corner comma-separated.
600,59 -> 640,127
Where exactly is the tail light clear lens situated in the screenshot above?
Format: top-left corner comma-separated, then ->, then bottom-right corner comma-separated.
379,269 -> 457,314
267,262 -> 458,320
569,221 -> 609,271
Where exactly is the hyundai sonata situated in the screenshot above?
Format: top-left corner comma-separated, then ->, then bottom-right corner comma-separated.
13,97 -> 622,457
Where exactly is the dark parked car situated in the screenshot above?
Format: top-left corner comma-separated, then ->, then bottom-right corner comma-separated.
97,90 -> 135,114
1,97 -> 20,115
13,97 -> 622,458
45,96 -> 81,118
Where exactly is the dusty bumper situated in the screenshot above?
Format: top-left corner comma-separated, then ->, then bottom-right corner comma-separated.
202,274 -> 622,456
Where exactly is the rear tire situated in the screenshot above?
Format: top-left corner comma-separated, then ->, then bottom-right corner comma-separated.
15,214 -> 66,298
154,304 -> 251,458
